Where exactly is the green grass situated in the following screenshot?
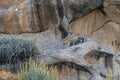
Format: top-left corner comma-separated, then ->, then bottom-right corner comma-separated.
18,60 -> 58,80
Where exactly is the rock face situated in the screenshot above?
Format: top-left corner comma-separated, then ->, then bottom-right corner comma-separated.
0,0 -> 24,9
0,0 -> 120,80
0,1 -> 32,33
0,0 -> 102,34
70,0 -> 120,52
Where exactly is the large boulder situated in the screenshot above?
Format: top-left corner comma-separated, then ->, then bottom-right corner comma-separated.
0,2 -> 34,34
0,0 -> 102,33
69,0 -> 120,52
0,0 -> 24,9
104,0 -> 120,24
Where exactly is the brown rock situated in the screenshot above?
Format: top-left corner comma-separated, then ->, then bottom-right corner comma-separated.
70,9 -> 110,37
91,22 -> 120,52
70,8 -> 120,52
104,0 -> 120,24
0,0 -> 102,34
0,1 -> 32,34
0,0 -> 24,9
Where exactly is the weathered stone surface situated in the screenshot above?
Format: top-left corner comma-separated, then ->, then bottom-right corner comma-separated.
0,0 -> 24,9
0,2 -> 35,34
91,22 -> 120,51
0,0 -> 102,34
70,8 -> 110,37
104,0 -> 120,24
69,0 -> 120,52
70,19 -> 120,52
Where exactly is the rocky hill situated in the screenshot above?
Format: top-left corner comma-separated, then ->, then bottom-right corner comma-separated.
0,0 -> 120,80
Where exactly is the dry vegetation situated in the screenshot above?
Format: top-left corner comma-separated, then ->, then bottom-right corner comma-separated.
18,60 -> 58,80
0,60 -> 58,80
0,37 -> 58,80
0,37 -> 37,65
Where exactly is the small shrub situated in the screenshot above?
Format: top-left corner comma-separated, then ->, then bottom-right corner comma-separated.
0,38 -> 37,64
18,60 -> 58,80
